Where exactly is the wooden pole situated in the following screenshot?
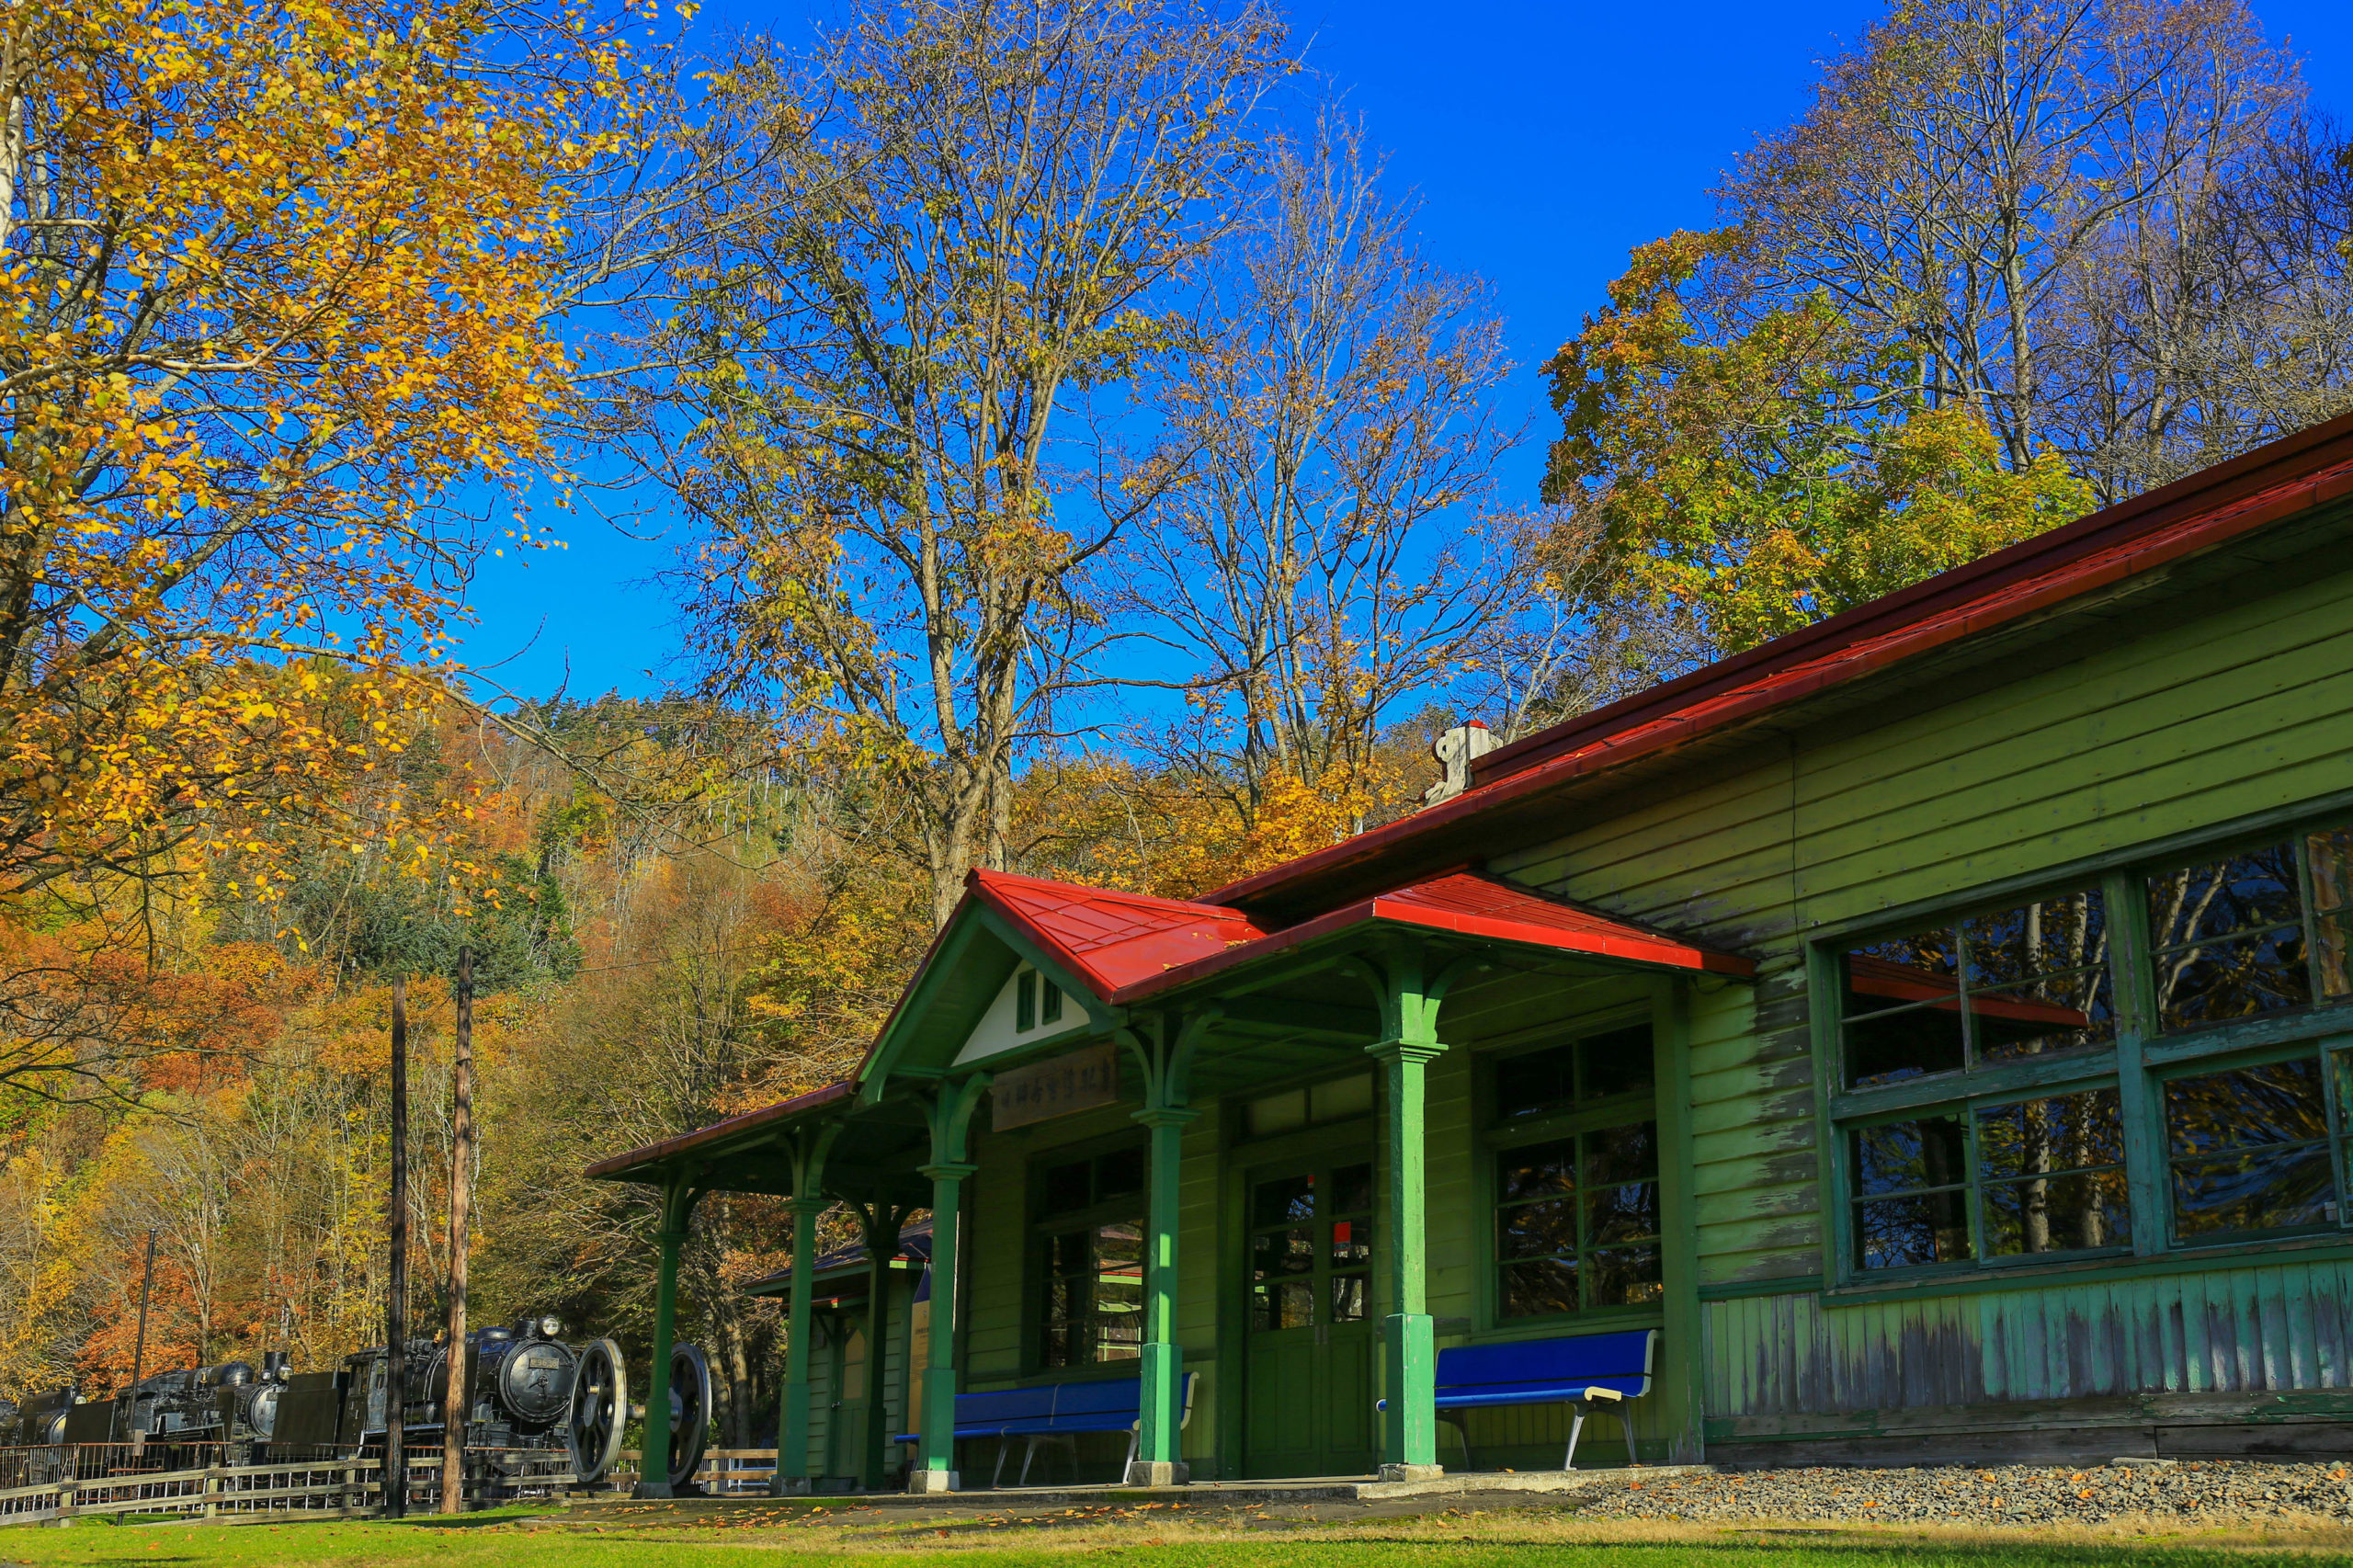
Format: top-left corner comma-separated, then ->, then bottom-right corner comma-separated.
440,948 -> 473,1516
386,975 -> 408,1519
119,1227 -> 158,1445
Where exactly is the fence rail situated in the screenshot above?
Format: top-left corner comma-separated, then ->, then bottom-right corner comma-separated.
0,1445 -> 593,1528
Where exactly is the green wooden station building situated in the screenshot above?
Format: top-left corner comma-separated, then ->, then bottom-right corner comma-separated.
590,413 -> 2353,1493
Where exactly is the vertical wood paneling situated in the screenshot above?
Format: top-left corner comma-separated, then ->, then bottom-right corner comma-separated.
1706,1257 -> 2353,1416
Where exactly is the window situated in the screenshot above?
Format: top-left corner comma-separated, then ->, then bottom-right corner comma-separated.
1247,1163 -> 1374,1330
2147,846 -> 2310,1029
1041,980 -> 1063,1026
1016,971 -> 1037,1032
1245,1074 -> 1374,1138
1494,1024 -> 1653,1117
2164,1056 -> 2336,1241
1824,812 -> 2353,1280
1837,888 -> 2110,1088
1034,1146 -> 1145,1367
1487,1026 -> 1661,1321
1849,1087 -> 2129,1271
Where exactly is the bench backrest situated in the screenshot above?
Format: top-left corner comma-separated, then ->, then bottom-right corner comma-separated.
950,1371 -> 1195,1431
952,1383 -> 1066,1426
1434,1328 -> 1658,1397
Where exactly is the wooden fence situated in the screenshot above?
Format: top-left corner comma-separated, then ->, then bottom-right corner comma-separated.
0,1446 -> 585,1528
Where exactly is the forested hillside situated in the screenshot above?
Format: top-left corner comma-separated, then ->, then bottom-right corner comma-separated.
4,0 -> 2350,1446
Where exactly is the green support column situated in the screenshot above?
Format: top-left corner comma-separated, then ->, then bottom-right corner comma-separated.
1368,1035 -> 1444,1479
853,1199 -> 904,1492
775,1195 -> 831,1494
1121,1009 -> 1213,1487
1131,1104 -> 1199,1484
634,1174 -> 700,1499
911,1161 -> 972,1489
1651,973 -> 1702,1465
911,1077 -> 988,1494
773,1125 -> 841,1496
1353,943 -> 1475,1484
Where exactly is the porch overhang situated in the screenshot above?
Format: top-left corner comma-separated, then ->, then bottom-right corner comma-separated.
582,1080 -> 931,1207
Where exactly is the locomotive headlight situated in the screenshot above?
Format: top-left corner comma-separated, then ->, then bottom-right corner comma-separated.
538,1315 -> 564,1339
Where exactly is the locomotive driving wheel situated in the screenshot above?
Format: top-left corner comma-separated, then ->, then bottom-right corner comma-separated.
566,1338 -> 627,1487
667,1343 -> 712,1492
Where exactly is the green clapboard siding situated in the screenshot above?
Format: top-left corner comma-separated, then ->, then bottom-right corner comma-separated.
1490,558 -> 2353,1427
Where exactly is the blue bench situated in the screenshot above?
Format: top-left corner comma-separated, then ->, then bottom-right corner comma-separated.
895,1371 -> 1197,1487
1381,1328 -> 1657,1471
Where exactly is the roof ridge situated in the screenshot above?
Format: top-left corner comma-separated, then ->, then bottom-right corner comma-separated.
967,865 -> 1255,920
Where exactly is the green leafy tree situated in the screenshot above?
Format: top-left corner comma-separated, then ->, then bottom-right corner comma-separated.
1543,230 -> 2093,654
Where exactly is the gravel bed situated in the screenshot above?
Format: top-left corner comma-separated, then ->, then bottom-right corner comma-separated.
1574,1460 -> 2353,1527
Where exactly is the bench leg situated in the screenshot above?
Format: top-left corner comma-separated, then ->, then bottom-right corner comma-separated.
1563,1403 -> 1587,1472
1619,1406 -> 1639,1469
1020,1437 -> 1040,1487
1437,1412 -> 1474,1472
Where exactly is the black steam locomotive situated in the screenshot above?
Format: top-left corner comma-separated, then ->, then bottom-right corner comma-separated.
0,1318 -> 709,1492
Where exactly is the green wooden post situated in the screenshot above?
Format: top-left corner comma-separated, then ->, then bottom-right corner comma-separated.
1360,944 -> 1450,1480
1369,1034 -> 1443,1478
773,1124 -> 841,1496
1131,1104 -> 1198,1483
854,1200 -> 904,1492
634,1174 -> 699,1499
911,1163 -> 972,1490
1651,973 -> 1702,1465
775,1195 -> 830,1494
910,1070 -> 988,1494
1122,1010 -> 1213,1486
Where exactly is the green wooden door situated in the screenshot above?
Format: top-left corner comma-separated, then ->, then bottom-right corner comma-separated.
1242,1155 -> 1377,1477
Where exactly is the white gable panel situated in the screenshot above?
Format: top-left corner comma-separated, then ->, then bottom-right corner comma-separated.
952,966 -> 1087,1066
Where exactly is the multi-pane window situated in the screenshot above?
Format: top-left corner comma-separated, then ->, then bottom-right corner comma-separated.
1247,1163 -> 1374,1330
1849,1088 -> 2129,1271
1838,888 -> 2111,1088
1829,816 -> 2353,1278
1488,1024 -> 1660,1320
1245,1074 -> 1373,1139
1035,1147 -> 1144,1367
2164,1057 -> 2336,1240
2147,846 -> 2311,1029
1495,1122 -> 1662,1315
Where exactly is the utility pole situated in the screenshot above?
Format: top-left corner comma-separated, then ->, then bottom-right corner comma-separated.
119,1227 -> 157,1448
386,975 -> 409,1519
440,948 -> 474,1516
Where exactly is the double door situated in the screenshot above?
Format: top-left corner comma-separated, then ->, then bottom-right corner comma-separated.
1242,1155 -> 1377,1477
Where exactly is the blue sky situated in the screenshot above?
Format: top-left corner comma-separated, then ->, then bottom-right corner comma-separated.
456,0 -> 2353,704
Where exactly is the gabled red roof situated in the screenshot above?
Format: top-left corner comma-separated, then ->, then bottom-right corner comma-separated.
1109,870 -> 1753,1001
971,865 -> 1755,1007
969,869 -> 1267,996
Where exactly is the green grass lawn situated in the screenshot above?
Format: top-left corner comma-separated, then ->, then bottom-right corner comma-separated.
5,1504 -> 2353,1568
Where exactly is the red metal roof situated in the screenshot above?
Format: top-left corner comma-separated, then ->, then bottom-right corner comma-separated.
1204,410 -> 2353,915
969,868 -> 1268,996
1110,870 -> 1753,1001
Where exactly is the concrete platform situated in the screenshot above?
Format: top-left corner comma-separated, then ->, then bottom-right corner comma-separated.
566,1465 -> 1695,1516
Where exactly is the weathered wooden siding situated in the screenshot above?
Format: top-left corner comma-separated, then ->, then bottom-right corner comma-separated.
1705,1257 -> 2353,1427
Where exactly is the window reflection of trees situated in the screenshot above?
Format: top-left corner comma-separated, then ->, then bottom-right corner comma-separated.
1841,889 -> 2109,1085
2146,845 -> 2310,1029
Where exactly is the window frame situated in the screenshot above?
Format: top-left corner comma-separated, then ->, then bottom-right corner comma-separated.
1024,1135 -> 1148,1374
1813,800 -> 2353,1290
1839,1072 -> 2134,1279
1477,1010 -> 1665,1329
